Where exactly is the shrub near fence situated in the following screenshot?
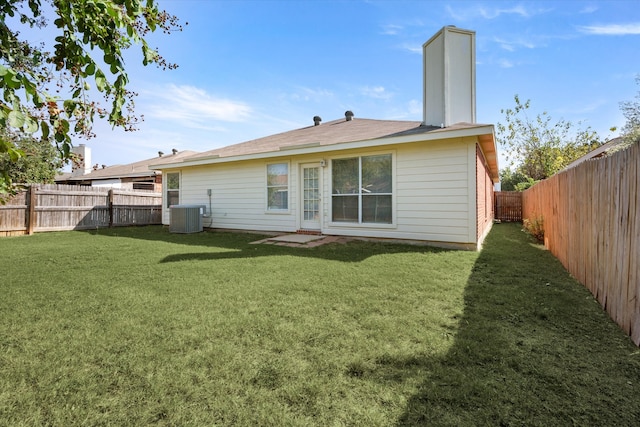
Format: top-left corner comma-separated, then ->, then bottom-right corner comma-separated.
0,184 -> 162,236
523,141 -> 640,346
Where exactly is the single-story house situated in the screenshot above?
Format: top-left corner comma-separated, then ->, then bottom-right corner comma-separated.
151,26 -> 499,250
56,147 -> 198,191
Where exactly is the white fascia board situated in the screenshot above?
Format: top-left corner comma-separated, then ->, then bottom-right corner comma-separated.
149,124 -> 495,170
65,171 -> 160,180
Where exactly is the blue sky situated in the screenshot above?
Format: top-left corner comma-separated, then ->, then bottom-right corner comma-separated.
63,0 -> 640,169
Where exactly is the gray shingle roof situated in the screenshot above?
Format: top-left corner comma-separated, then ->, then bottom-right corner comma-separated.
58,150 -> 199,181
151,118 -> 498,181
185,118 -> 433,161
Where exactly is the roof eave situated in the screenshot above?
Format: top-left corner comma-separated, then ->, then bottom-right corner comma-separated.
150,124 -> 497,171
477,130 -> 499,182
62,171 -> 160,181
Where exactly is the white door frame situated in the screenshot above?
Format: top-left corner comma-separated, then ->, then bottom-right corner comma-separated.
299,163 -> 322,230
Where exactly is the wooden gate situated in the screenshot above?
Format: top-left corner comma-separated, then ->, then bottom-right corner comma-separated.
494,191 -> 522,222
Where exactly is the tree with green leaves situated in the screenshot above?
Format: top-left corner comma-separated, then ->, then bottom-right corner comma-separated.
619,75 -> 640,146
0,0 -> 182,195
497,95 -> 602,190
498,168 -> 534,192
0,129 -> 62,184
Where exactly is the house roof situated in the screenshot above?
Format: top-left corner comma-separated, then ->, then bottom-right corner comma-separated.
191,118 -> 427,159
57,150 -> 199,182
563,137 -> 627,170
152,118 -> 499,181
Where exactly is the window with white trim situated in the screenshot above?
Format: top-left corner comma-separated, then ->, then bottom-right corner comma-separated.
331,154 -> 392,224
267,163 -> 289,210
166,172 -> 180,207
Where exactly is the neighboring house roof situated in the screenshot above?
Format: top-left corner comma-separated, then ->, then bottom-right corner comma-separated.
57,150 -> 199,182
563,137 -> 627,171
56,171 -> 73,181
151,118 -> 499,181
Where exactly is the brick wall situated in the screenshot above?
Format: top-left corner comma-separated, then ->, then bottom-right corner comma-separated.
476,144 -> 494,240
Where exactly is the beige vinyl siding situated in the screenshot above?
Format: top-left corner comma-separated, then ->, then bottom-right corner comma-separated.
320,137 -> 475,244
162,160 -> 298,232
391,138 -> 472,243
161,137 -> 478,246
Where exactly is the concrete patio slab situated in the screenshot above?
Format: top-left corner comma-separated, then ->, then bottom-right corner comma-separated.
249,234 -> 353,247
267,234 -> 325,244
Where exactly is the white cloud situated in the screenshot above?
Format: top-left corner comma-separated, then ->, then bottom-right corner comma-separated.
400,42 -> 423,54
554,99 -> 608,115
361,85 -> 393,100
407,99 -> 422,115
383,99 -> 423,121
494,37 -> 538,51
381,24 -> 403,36
580,5 -> 598,14
147,84 -> 253,130
579,23 -> 640,35
287,86 -> 335,102
446,4 -> 550,21
479,5 -> 531,19
498,59 -> 515,68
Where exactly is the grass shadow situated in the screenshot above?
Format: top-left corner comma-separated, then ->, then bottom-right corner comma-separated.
364,223 -> 640,425
83,225 -> 454,264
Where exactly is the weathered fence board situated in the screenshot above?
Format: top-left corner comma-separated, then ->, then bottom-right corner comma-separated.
494,191 -> 522,222
0,184 -> 161,236
0,189 -> 28,236
523,141 -> 640,346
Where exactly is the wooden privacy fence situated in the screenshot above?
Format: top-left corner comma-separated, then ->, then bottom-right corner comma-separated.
0,184 -> 162,236
494,191 -> 523,222
523,141 -> 640,346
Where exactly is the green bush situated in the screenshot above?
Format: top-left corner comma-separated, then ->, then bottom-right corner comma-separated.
523,215 -> 544,242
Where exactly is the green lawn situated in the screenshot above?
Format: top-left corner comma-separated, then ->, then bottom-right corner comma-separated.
1,224 -> 638,426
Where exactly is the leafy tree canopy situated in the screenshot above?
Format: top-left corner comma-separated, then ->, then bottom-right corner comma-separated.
0,129 -> 62,187
0,0 -> 182,194
497,95 -> 602,190
498,168 -> 535,192
619,75 -> 640,146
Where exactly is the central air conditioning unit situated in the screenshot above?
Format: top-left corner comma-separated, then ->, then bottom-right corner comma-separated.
169,205 -> 205,233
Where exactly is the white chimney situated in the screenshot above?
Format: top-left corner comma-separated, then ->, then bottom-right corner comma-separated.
71,144 -> 92,176
423,26 -> 476,127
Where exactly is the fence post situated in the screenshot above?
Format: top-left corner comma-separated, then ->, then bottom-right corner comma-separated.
26,185 -> 37,235
108,189 -> 114,228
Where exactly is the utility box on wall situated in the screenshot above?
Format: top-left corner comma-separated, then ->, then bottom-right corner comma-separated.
169,205 -> 205,233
